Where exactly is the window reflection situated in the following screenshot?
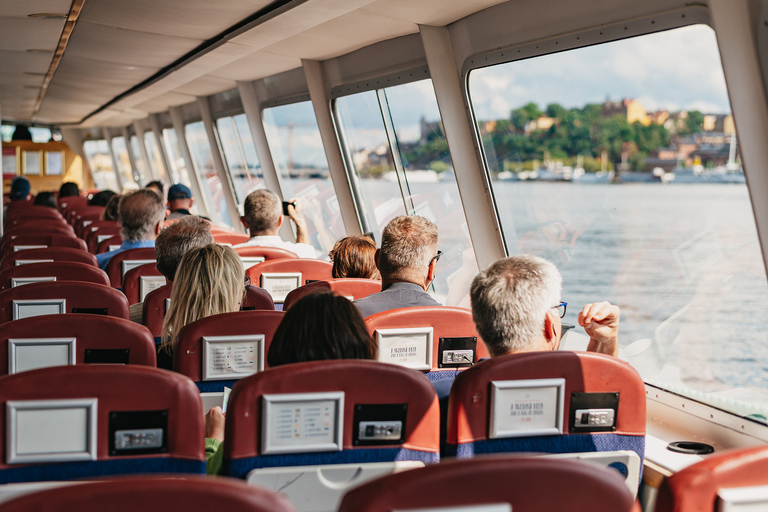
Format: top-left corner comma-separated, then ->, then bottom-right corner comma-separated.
216,114 -> 264,204
185,121 -> 232,227
161,128 -> 192,187
83,140 -> 118,191
468,24 -> 768,416
263,102 -> 344,255
144,132 -> 167,183
130,135 -> 149,185
111,136 -> 135,187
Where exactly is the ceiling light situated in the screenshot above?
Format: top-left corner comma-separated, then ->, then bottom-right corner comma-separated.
28,13 -> 68,19
26,49 -> 54,53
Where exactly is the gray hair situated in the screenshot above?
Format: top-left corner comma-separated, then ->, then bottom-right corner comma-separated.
118,189 -> 165,242
243,189 -> 280,233
155,216 -> 215,281
378,216 -> 438,280
470,255 -> 562,356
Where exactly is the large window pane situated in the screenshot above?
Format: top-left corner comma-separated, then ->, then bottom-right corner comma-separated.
83,140 -> 118,191
334,81 -> 478,304
216,114 -> 264,204
144,132 -> 167,184
185,121 -> 232,227
263,102 -> 344,255
162,128 -> 192,187
334,91 -> 404,239
468,24 -> 767,416
130,135 -> 149,185
111,136 -> 135,188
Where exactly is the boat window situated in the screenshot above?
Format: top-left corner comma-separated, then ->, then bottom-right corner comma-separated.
83,139 -> 119,191
111,136 -> 135,187
161,128 -> 192,187
130,135 -> 149,185
467,24 -> 768,417
143,131 -> 167,184
184,121 -> 233,227
216,113 -> 264,204
334,79 -> 478,303
262,101 -> 344,256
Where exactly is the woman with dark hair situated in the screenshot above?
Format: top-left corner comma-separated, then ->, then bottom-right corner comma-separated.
33,191 -> 57,209
328,235 -> 380,280
89,189 -> 116,207
58,182 -> 80,198
102,194 -> 120,221
205,292 -> 377,474
267,291 -> 377,366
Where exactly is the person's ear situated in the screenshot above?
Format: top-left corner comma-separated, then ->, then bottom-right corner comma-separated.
543,310 -> 560,350
189,197 -> 194,207
374,248 -> 381,270
427,258 -> 437,283
277,215 -> 284,228
155,220 -> 164,237
240,216 -> 248,229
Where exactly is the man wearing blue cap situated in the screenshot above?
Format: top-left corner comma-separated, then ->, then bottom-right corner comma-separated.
9,176 -> 31,202
166,183 -> 194,220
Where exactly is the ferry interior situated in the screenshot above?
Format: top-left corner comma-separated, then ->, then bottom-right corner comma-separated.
2,0 -> 768,509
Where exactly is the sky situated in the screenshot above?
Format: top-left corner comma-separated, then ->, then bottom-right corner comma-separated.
264,24 -> 732,165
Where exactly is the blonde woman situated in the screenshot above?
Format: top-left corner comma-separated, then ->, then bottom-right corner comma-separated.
158,243 -> 245,370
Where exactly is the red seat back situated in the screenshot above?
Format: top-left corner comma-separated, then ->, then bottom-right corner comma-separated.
656,446 -> 768,512
74,212 -> 107,238
223,360 -> 440,477
0,365 -> 205,482
174,310 -> 285,381
0,261 -> 110,291
0,246 -> 98,271
0,281 -> 130,324
234,246 -> 299,261
283,278 -> 381,310
0,234 -> 87,258
364,306 -> 489,372
5,206 -> 64,224
97,234 -> 123,254
142,283 -> 172,337
66,205 -> 104,225
339,456 -> 639,512
2,223 -> 75,240
104,247 -> 157,288
123,263 -> 165,305
0,475 -> 296,512
246,259 -> 333,303
213,232 -> 250,245
0,314 -> 157,373
58,194 -> 88,212
84,221 -> 121,253
446,351 -> 646,461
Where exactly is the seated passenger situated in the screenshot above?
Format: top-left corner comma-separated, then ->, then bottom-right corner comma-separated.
353,215 -> 440,318
234,189 -> 316,258
146,180 -> 164,198
9,176 -> 31,202
58,181 -> 80,198
89,189 -> 116,207
158,243 -> 244,370
166,184 -> 195,220
33,191 -> 57,208
96,189 -> 165,270
470,254 -> 619,358
103,193 -> 121,221
205,291 -> 376,473
129,216 -> 214,323
329,236 -> 380,280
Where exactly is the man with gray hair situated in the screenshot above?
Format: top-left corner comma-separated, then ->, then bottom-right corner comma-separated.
97,189 -> 165,270
129,215 -> 214,323
354,215 -> 441,318
234,189 -> 316,258
470,254 -> 620,357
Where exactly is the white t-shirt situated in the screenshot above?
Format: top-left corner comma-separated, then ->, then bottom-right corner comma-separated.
233,235 -> 317,259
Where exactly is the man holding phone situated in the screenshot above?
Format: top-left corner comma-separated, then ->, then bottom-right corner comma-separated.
234,189 -> 317,258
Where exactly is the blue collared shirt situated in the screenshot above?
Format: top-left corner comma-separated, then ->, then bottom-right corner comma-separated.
96,239 -> 156,270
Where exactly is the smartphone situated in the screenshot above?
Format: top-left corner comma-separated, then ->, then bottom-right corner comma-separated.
282,201 -> 296,215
